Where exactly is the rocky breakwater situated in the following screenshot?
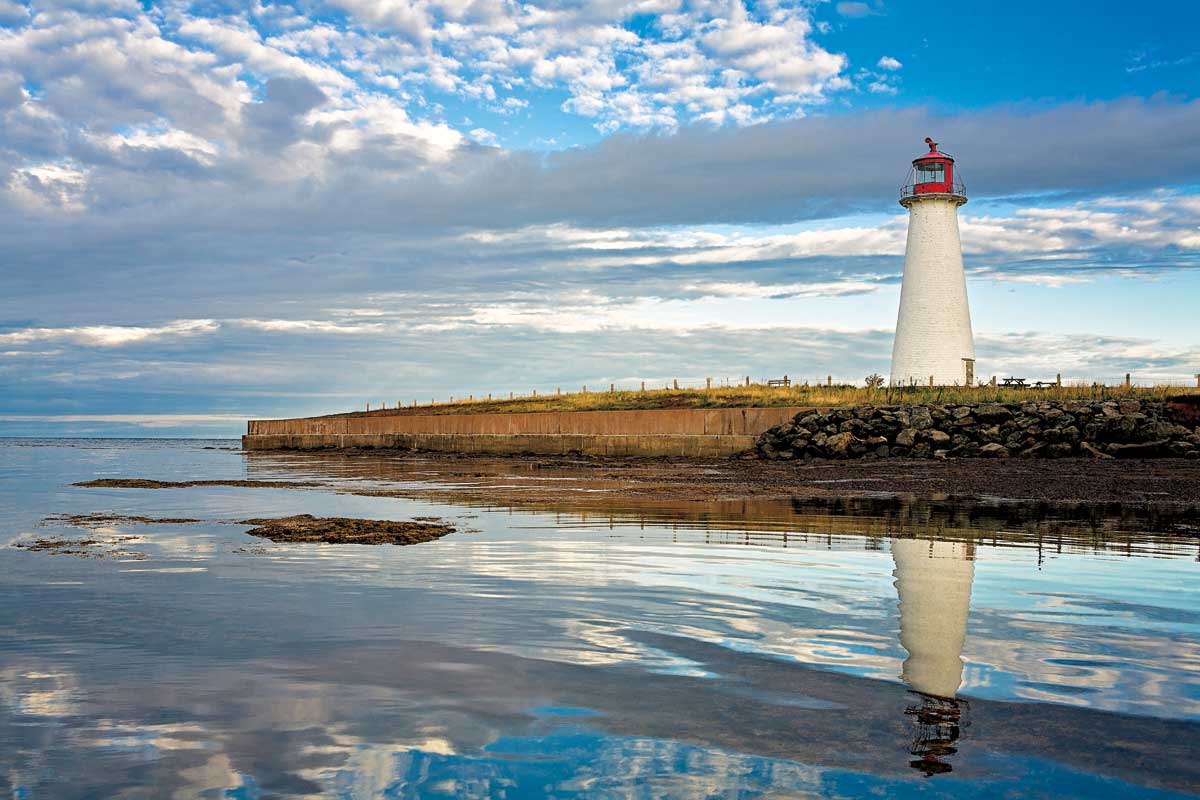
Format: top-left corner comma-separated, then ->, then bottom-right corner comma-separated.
754,398 -> 1200,460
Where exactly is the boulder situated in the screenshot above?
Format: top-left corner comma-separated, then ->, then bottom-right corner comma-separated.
980,442 -> 1009,458
975,404 -> 1013,422
925,429 -> 951,446
909,407 -> 934,430
825,432 -> 860,457
895,428 -> 918,447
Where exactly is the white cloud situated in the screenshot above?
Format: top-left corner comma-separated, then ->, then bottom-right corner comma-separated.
876,56 -> 902,71
7,162 -> 89,212
232,319 -> 389,334
0,320 -> 218,347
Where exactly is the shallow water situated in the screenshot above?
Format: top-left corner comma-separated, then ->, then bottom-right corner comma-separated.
1,438 -> 1198,798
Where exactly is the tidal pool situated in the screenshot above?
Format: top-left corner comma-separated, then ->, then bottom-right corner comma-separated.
1,439 -> 1198,798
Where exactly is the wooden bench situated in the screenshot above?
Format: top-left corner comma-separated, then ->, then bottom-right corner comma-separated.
766,376 -> 791,388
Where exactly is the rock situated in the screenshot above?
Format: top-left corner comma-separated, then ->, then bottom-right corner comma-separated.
1109,439 -> 1171,459
933,449 -> 949,460
1118,399 -> 1141,415
925,429 -> 951,446
951,406 -> 973,419
825,431 -> 860,456
910,443 -> 931,459
980,443 -> 1009,458
975,404 -> 1013,423
1081,442 -> 1113,459
909,407 -> 934,430
895,428 -> 918,447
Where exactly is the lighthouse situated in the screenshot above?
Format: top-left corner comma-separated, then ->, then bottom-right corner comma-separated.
890,138 -> 975,387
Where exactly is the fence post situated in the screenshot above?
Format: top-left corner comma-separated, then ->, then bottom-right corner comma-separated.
641,381 -> 645,392
510,391 -> 514,399
533,389 -> 537,397
929,375 -> 934,388
827,375 -> 832,387
1056,373 -> 1062,387
990,376 -> 996,387
1125,373 -> 1131,389
745,376 -> 750,387
1195,373 -> 1199,389
366,402 -> 370,411
583,385 -> 587,394
673,379 -> 679,390
610,383 -> 614,393
706,377 -> 712,390
557,387 -> 561,395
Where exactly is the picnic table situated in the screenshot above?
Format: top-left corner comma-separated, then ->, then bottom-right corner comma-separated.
767,376 -> 791,388
1000,377 -> 1027,388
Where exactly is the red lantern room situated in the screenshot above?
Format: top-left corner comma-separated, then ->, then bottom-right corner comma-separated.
900,137 -> 966,206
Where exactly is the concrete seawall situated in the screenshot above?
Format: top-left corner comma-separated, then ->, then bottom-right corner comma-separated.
243,407 -> 810,457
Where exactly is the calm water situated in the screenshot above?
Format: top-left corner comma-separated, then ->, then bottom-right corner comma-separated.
1,439 -> 1198,799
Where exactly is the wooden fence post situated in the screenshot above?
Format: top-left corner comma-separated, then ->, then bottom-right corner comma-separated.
673,379 -> 679,390
706,377 -> 712,390
929,375 -> 934,388
1125,373 -> 1131,389
641,381 -> 645,392
990,376 -> 996,387
827,375 -> 832,387
745,375 -> 750,387
1056,373 -> 1062,387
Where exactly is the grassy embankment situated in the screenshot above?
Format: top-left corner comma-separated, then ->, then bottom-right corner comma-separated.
355,383 -> 1199,417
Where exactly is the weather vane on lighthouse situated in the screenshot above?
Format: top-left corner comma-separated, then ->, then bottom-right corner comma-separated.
890,138 -> 976,387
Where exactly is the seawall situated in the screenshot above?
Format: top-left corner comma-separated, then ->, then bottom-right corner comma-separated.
753,398 -> 1200,460
242,407 -> 810,457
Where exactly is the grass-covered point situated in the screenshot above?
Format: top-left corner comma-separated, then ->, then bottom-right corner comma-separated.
351,383 -> 1199,417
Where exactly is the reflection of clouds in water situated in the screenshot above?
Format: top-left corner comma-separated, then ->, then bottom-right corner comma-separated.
0,665 -> 78,717
304,729 -> 828,800
964,625 -> 1200,717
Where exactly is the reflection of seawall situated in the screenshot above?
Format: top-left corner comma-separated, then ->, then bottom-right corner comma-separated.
242,407 -> 809,457
892,539 -> 975,698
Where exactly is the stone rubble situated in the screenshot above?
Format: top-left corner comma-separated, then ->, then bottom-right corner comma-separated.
753,399 -> 1200,461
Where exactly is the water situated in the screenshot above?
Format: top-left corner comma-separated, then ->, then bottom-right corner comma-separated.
1,439 -> 1198,798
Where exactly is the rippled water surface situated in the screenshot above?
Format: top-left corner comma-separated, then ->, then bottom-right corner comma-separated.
1,438 -> 1198,798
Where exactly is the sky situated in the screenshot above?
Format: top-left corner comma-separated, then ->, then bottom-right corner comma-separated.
0,0 -> 1198,437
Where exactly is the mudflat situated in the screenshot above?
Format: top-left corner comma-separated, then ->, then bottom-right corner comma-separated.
238,514 -> 455,545
254,451 -> 1200,508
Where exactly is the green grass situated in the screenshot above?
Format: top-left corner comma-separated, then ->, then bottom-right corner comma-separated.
355,383 -> 1199,417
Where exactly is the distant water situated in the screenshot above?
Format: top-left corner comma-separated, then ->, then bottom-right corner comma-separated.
1,438 -> 1198,799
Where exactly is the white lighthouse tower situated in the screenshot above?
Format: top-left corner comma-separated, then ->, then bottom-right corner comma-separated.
890,138 -> 975,387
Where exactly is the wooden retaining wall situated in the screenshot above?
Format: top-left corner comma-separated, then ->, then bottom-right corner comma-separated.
242,407 -> 809,457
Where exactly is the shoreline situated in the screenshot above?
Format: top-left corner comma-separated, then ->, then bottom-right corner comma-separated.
241,448 -> 1200,509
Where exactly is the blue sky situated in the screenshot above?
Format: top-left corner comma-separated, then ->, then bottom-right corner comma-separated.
0,0 -> 1198,437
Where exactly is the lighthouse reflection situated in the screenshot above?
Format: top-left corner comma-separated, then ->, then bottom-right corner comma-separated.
892,538 -> 976,776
